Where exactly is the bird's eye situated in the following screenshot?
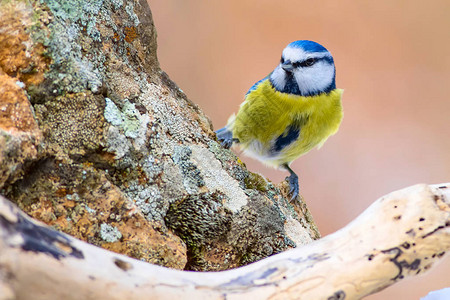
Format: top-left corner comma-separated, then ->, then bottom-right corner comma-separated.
305,58 -> 316,67
280,57 -> 285,63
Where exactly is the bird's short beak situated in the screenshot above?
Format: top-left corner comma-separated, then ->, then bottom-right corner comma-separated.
281,61 -> 294,72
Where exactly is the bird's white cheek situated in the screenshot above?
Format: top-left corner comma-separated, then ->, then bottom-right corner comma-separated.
270,66 -> 286,90
295,65 -> 334,94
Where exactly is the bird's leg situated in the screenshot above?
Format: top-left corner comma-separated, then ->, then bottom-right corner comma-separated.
216,127 -> 239,149
282,163 -> 299,200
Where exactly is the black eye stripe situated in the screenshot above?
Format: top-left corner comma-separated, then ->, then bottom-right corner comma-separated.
291,56 -> 334,68
296,57 -> 316,68
281,55 -> 333,69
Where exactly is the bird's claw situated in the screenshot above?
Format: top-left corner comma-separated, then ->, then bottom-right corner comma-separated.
220,139 -> 233,149
286,172 -> 299,201
216,127 -> 238,149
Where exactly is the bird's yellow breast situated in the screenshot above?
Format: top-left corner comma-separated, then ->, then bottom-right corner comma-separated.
230,79 -> 343,166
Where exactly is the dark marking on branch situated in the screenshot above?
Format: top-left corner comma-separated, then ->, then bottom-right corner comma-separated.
114,258 -> 133,271
421,224 -> 447,239
405,229 -> 415,237
219,267 -> 278,289
218,254 -> 329,291
381,247 -> 420,280
290,252 -> 330,264
0,201 -> 84,260
328,290 -> 346,300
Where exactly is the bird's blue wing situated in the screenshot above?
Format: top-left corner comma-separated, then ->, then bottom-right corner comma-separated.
272,125 -> 300,153
246,74 -> 271,95
270,116 -> 310,154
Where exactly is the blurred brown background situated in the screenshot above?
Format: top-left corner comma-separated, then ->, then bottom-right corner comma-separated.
148,0 -> 450,298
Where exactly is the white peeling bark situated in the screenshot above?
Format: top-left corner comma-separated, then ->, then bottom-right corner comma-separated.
0,183 -> 449,300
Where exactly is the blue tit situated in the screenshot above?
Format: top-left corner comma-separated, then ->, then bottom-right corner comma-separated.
216,40 -> 343,200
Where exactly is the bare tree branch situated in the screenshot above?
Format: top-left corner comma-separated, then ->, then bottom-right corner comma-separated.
1,183 -> 448,300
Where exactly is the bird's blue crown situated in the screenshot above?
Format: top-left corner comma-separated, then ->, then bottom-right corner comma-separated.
287,40 -> 329,53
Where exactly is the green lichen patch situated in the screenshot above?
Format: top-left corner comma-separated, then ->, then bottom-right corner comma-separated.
43,0 -> 104,22
110,0 -> 123,10
104,97 -> 150,161
172,146 -> 205,194
100,222 -> 122,242
104,98 -> 123,126
207,140 -> 236,163
121,99 -> 144,138
44,20 -> 103,94
26,0 -> 150,99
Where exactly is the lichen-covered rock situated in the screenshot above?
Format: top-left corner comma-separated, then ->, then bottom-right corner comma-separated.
0,4 -> 44,188
0,0 -> 320,271
0,77 -> 42,188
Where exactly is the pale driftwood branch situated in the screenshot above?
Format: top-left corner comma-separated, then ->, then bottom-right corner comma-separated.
0,183 -> 449,300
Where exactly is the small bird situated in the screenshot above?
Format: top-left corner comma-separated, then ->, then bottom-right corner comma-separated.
216,40 -> 343,200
